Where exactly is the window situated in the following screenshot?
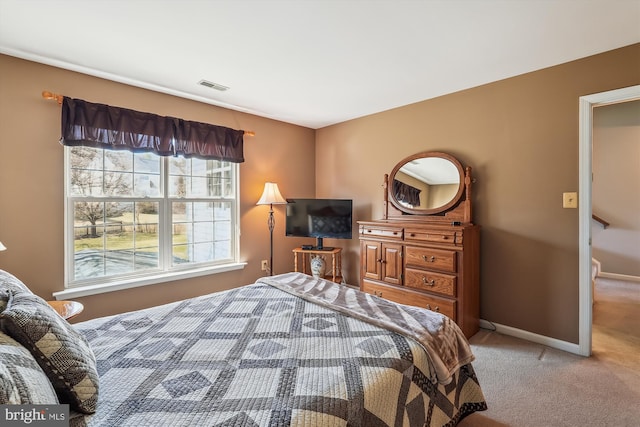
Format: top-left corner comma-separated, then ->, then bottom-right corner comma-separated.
65,146 -> 239,288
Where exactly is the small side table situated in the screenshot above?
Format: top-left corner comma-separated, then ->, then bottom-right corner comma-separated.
48,300 -> 84,320
292,247 -> 343,283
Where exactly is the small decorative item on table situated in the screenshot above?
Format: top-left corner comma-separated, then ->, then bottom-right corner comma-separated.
310,255 -> 327,278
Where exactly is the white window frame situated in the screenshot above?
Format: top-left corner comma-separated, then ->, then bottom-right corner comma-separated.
55,147 -> 245,300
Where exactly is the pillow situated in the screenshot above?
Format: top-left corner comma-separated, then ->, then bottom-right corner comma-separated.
0,290 -> 99,413
0,270 -> 34,312
0,330 -> 59,404
0,269 -> 34,295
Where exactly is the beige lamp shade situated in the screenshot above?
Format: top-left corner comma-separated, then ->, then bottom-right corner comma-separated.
0,241 -> 6,251
257,182 -> 287,205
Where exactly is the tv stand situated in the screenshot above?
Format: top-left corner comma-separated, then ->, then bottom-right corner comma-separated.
292,247 -> 343,283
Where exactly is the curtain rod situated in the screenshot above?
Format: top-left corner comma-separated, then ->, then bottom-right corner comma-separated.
41,91 -> 255,137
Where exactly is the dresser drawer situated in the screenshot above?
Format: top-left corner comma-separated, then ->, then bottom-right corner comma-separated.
405,228 -> 460,245
360,225 -> 403,240
405,268 -> 457,297
404,246 -> 457,273
361,280 -> 456,320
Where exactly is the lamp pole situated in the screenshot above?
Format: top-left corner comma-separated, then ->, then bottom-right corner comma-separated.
267,202 -> 275,275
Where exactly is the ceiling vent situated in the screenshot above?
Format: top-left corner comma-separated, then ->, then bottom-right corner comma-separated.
198,79 -> 229,91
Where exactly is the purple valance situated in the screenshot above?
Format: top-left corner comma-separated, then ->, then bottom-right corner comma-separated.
393,179 -> 421,207
61,97 -> 244,162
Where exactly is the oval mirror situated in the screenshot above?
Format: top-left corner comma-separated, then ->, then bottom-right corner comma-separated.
388,151 -> 465,215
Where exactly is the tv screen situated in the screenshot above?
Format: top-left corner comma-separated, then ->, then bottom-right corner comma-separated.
285,199 -> 353,250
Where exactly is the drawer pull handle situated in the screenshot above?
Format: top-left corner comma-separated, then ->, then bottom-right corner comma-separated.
425,304 -> 440,313
410,233 -> 415,237
442,236 -> 448,240
422,255 -> 436,262
374,290 -> 383,298
422,277 -> 435,286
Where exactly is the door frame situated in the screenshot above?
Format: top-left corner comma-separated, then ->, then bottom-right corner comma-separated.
578,85 -> 640,356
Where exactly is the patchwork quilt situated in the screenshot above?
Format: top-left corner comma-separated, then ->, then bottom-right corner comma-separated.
71,273 -> 486,426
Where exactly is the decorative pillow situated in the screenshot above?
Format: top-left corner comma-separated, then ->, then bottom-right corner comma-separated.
0,269 -> 34,312
0,330 -> 59,404
0,290 -> 99,413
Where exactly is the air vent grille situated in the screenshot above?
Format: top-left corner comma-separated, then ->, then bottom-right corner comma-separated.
198,80 -> 229,91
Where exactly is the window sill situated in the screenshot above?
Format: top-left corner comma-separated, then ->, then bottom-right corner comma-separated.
52,262 -> 247,300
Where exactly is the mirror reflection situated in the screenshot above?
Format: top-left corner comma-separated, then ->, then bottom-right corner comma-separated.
393,157 -> 461,210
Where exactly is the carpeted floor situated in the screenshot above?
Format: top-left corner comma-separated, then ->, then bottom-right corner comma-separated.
457,277 -> 640,427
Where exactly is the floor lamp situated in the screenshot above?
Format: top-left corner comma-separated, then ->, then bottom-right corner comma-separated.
257,182 -> 287,275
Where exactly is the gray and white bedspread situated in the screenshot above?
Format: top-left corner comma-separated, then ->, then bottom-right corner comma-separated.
71,273 -> 486,427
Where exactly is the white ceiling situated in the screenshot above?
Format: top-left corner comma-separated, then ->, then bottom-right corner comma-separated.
1,0 -> 639,129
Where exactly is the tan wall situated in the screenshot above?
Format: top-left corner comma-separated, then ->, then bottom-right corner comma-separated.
592,100 -> 640,277
1,44 -> 638,342
316,44 -> 640,343
0,54 -> 315,322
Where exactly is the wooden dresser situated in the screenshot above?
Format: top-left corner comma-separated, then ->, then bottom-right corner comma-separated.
358,151 -> 480,338
359,220 -> 479,338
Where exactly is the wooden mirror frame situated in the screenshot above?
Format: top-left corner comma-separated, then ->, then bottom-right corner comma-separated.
383,151 -> 473,224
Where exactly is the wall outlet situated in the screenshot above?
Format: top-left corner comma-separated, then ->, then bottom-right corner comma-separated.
261,260 -> 269,271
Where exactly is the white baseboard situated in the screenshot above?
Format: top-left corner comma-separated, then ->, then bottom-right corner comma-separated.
598,272 -> 640,283
479,319 -> 581,355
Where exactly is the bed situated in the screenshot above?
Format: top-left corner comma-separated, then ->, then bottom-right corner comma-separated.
0,270 -> 486,426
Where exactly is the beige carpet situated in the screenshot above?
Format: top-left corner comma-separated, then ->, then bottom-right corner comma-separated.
457,277 -> 640,427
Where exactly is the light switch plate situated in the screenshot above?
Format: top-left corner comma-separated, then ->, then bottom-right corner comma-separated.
563,192 -> 578,208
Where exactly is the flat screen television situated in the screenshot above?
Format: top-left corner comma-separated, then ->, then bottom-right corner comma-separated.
285,198 -> 353,250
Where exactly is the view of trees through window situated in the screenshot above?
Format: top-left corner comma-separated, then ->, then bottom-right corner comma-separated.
67,146 -> 236,284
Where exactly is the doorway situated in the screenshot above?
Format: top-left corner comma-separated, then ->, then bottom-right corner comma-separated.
578,84 -> 640,356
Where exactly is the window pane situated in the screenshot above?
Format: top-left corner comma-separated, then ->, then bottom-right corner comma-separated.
69,146 -> 105,196
214,241 -> 231,259
214,201 -> 231,220
104,171 -> 133,196
169,156 -> 190,175
105,150 -> 133,172
170,200 -> 233,266
191,158 -> 209,176
134,173 -> 161,197
193,202 -> 213,221
70,146 -> 103,172
73,201 -> 106,279
215,220 -> 231,241
193,242 -> 214,262
191,176 -> 211,197
105,251 -> 134,275
71,170 -> 104,196
172,221 -> 191,264
105,202 -> 134,251
194,222 -> 214,243
72,201 -> 160,281
169,175 -> 189,198
134,152 -> 160,174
